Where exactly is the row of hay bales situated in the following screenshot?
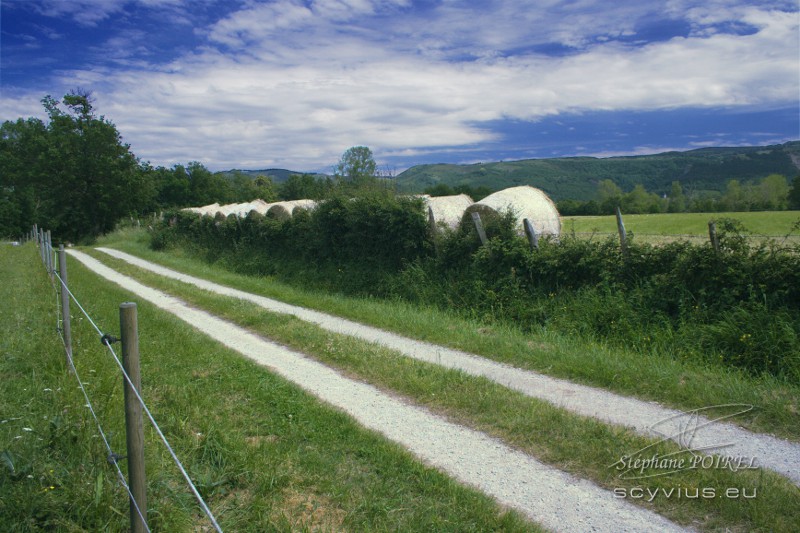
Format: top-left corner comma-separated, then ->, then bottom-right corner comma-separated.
184,199 -> 317,221
183,185 -> 560,236
424,186 -> 560,237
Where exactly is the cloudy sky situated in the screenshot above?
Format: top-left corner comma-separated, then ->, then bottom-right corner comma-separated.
1,0 -> 798,173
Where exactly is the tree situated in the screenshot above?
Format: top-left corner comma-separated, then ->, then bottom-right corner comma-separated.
597,179 -> 623,214
668,181 -> 687,213
720,180 -> 748,212
280,173 -> 330,200
334,146 -> 377,185
789,175 -> 800,210
757,174 -> 789,210
151,164 -> 190,208
0,117 -> 49,236
622,184 -> 664,214
0,91 -> 153,242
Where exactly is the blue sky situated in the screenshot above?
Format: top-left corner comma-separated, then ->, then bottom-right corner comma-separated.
1,0 -> 798,173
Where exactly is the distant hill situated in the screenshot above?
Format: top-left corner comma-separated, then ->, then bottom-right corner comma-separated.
395,141 -> 800,201
216,168 -> 328,183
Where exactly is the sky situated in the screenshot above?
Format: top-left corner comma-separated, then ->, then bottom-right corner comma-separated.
1,0 -> 798,174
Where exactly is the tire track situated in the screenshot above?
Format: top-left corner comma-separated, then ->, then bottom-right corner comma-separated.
95,247 -> 800,487
69,249 -> 687,532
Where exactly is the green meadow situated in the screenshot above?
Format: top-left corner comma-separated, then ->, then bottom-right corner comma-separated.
562,211 -> 800,242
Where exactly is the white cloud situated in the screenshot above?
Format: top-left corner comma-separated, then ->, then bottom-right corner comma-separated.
2,1 -> 797,170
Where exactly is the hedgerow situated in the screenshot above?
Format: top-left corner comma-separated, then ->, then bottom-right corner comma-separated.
150,199 -> 800,383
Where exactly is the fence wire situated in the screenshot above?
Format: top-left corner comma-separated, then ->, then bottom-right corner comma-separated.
35,234 -> 222,532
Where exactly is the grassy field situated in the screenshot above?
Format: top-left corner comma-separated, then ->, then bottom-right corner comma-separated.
0,242 -> 538,531
81,242 -> 800,532
561,211 -> 800,243
5,229 -> 800,532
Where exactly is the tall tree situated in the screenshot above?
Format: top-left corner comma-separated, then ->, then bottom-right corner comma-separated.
334,146 -> 377,185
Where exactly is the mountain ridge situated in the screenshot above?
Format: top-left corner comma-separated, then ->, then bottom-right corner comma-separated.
394,141 -> 800,200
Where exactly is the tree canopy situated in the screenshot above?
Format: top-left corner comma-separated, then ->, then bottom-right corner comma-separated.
334,146 -> 377,184
1,92 -> 151,241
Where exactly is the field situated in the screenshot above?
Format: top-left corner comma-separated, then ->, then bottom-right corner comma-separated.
0,242 -> 538,531
3,222 -> 800,531
561,210 -> 800,243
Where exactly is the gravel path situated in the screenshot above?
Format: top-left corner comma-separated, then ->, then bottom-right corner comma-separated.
96,247 -> 800,487
69,249 -> 687,532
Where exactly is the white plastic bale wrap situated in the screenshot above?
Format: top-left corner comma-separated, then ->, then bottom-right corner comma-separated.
423,194 -> 474,229
267,199 -> 318,220
464,186 -> 561,236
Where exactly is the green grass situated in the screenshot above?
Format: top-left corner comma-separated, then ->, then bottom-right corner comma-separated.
95,229 -> 800,443
1,242 -> 540,531
80,243 -> 800,532
561,211 -> 800,242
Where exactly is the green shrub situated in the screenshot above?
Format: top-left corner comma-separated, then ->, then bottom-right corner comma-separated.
150,201 -> 800,383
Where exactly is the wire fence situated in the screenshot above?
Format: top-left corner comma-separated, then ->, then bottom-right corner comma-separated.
31,226 -> 222,532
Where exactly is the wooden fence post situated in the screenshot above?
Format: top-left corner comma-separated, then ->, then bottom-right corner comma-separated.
58,245 -> 73,370
708,221 -> 720,252
471,212 -> 488,246
523,218 -> 539,251
120,302 -> 147,533
38,228 -> 45,263
428,206 -> 440,256
45,230 -> 53,280
615,207 -> 627,253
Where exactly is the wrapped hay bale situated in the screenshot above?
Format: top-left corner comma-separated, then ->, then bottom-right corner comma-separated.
267,199 -> 318,221
248,199 -> 272,215
182,202 -> 221,216
423,194 -> 474,230
228,199 -> 272,218
217,202 -> 243,217
463,185 -> 560,236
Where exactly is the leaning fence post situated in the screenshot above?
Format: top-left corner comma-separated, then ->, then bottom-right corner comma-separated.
471,211 -> 489,246
38,228 -> 45,264
120,302 -> 147,533
708,221 -> 720,253
58,245 -> 73,371
523,218 -> 539,251
615,207 -> 627,253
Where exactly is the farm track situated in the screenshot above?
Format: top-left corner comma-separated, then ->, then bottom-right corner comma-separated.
68,249 -> 686,533
94,247 -> 800,488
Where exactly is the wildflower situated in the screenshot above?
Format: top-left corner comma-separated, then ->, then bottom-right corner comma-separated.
22,427 -> 33,432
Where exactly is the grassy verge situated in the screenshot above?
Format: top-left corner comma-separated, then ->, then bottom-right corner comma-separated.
82,244 -> 800,532
0,243 -> 539,531
96,229 -> 800,442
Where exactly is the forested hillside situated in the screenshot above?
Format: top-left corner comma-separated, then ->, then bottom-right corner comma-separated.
395,142 -> 800,200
